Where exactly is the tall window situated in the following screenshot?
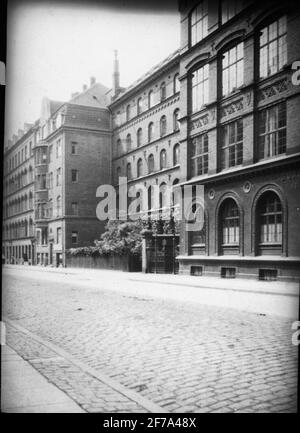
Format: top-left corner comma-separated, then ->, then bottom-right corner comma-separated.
173,143 -> 180,165
56,139 -> 62,158
71,202 -> 78,215
117,139 -> 122,156
56,196 -> 62,217
259,102 -> 286,160
137,128 -> 143,147
71,169 -> 78,183
71,231 -> 78,244
148,90 -> 154,109
148,154 -> 155,173
126,163 -> 132,180
222,42 -> 244,96
159,183 -> 168,209
191,133 -> 208,177
160,82 -> 166,101
137,158 -> 143,177
221,119 -> 243,169
160,116 -> 167,137
116,166 -> 121,182
174,73 -> 180,93
258,192 -> 282,245
190,1 -> 208,46
56,168 -> 62,186
137,97 -> 143,115
126,104 -> 131,122
57,227 -> 62,244
126,134 -> 132,152
259,16 -> 287,79
173,109 -> 180,131
160,149 -> 167,170
71,142 -> 78,155
221,0 -> 242,24
148,122 -> 154,143
221,199 -> 240,245
191,64 -> 209,113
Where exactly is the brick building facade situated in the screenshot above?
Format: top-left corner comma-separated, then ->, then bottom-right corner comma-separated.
176,0 -> 300,281
3,0 -> 300,280
3,80 -> 112,266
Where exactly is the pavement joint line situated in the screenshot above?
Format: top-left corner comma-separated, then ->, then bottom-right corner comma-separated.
128,278 -> 299,298
4,317 -> 167,414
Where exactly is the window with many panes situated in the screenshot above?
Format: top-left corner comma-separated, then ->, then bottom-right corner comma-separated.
221,199 -> 240,245
221,119 -> 243,169
258,191 -> 282,245
222,43 -> 243,96
190,133 -> 208,177
259,16 -> 287,79
190,1 -> 208,46
258,102 -> 286,160
221,0 -> 242,24
191,64 -> 209,113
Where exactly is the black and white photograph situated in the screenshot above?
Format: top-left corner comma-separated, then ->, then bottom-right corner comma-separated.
1,0 -> 300,418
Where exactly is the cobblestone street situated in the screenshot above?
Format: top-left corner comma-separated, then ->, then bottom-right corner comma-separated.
2,267 -> 298,413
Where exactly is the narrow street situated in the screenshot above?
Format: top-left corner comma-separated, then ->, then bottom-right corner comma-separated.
1,266 -> 298,413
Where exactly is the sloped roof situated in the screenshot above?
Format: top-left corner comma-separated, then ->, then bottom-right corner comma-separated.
69,82 -> 110,108
112,49 -> 180,103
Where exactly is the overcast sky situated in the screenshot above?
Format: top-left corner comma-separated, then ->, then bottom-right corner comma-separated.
5,0 -> 180,140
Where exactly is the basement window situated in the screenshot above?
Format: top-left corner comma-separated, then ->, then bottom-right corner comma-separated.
221,267 -> 236,278
259,269 -> 278,281
190,266 -> 203,276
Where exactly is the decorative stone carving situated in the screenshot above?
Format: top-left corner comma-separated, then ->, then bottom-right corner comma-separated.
221,99 -> 243,117
190,114 -> 209,131
243,181 -> 252,193
258,79 -> 288,102
208,189 -> 215,200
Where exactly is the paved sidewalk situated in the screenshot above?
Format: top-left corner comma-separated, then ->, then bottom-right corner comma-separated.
1,344 -> 85,413
3,265 -> 299,318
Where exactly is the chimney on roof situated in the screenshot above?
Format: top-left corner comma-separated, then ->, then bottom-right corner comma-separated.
112,49 -> 120,98
90,76 -> 96,87
83,84 -> 88,92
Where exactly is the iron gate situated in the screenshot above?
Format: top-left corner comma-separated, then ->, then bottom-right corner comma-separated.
148,234 -> 180,274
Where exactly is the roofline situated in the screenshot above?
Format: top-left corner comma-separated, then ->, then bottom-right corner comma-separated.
109,49 -> 181,108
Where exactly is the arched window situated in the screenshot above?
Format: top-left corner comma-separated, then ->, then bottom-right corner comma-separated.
160,115 -> 167,137
116,166 -> 121,183
159,182 -> 168,209
137,97 -> 142,115
172,178 -> 180,208
190,1 -> 208,46
174,73 -> 180,93
117,138 -> 122,156
137,128 -> 143,147
56,195 -> 62,217
126,104 -> 131,122
148,186 -> 154,211
148,122 -> 154,143
220,199 -> 240,250
126,163 -> 132,180
137,158 -> 143,178
257,191 -> 282,252
173,143 -> 180,165
148,90 -> 154,109
173,109 -> 180,131
126,134 -> 132,152
189,202 -> 206,248
160,149 -> 167,170
148,154 -> 154,174
160,82 -> 166,101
